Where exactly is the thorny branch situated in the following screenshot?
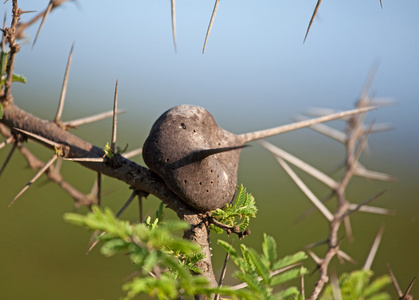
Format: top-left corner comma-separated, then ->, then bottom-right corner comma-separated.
0,2 -> 411,300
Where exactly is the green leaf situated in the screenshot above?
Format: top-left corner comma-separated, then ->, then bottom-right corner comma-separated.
262,233 -> 277,266
364,274 -> 392,297
272,251 -> 307,270
0,103 -> 3,119
11,73 -> 27,84
247,248 -> 270,284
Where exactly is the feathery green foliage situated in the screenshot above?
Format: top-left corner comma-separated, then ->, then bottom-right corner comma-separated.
218,233 -> 308,299
64,206 -> 211,299
64,206 -> 257,299
320,270 -> 391,300
210,184 -> 257,234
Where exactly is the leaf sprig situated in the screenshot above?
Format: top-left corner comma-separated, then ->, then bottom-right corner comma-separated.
210,184 -> 257,235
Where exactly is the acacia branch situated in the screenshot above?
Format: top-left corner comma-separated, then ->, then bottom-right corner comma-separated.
0,102 -> 218,290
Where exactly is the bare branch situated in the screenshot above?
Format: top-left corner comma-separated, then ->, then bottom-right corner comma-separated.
54,42 -> 74,123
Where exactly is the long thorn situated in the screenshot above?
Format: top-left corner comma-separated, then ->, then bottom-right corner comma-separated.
87,190 -> 137,254
304,0 -> 321,43
401,277 -> 416,300
13,128 -> 61,148
122,148 -> 142,159
54,42 -> 74,123
171,0 -> 177,52
330,269 -> 343,300
387,263 -> 403,297
97,172 -> 101,206
63,110 -> 126,128
32,0 -> 53,48
111,79 -> 118,153
0,142 -> 16,177
276,157 -> 334,221
363,224 -> 385,270
116,190 -> 137,218
9,154 -> 58,207
239,106 -> 376,143
216,239 -> 233,296
260,141 -> 338,189
342,190 -> 388,218
203,0 -> 220,54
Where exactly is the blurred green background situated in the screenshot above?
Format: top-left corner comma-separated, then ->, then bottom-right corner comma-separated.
1,0 -> 419,299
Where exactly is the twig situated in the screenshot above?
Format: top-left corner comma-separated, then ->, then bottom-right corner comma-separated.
54,42 -> 74,123
202,0 -> 220,54
9,153 -> 58,207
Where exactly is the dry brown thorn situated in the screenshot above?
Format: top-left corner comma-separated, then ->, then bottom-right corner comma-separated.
122,148 -> 142,159
214,239 -> 233,300
54,42 -> 74,123
239,106 -> 376,143
0,136 -> 13,150
32,0 -> 53,48
401,277 -> 416,300
170,0 -> 177,52
0,140 -> 16,176
330,269 -> 343,300
342,190 -> 388,219
202,0 -> 220,54
348,203 -> 394,216
260,140 -> 338,189
63,110 -> 126,128
275,156 -> 334,221
13,127 -> 62,149
387,263 -> 404,298
363,224 -> 385,271
111,79 -> 118,153
304,0 -> 321,43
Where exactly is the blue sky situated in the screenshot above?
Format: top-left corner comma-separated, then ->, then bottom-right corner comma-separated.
8,0 -> 419,160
